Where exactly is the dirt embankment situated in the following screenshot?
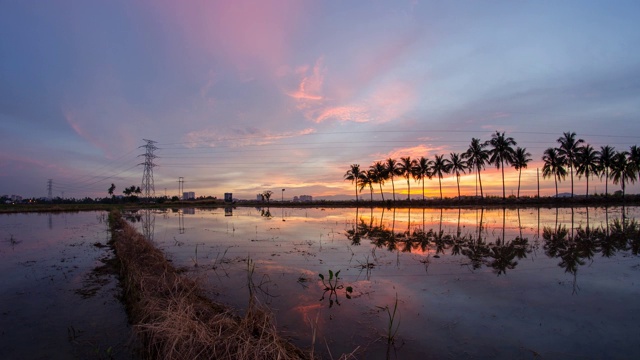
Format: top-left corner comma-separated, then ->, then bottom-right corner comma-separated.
108,210 -> 310,360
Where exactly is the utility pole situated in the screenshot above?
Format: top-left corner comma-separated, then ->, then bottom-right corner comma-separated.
139,139 -> 158,202
178,177 -> 184,199
47,179 -> 53,200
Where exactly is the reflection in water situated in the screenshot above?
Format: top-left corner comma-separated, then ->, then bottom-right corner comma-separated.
141,209 -> 155,241
136,206 -> 640,360
349,206 -> 638,281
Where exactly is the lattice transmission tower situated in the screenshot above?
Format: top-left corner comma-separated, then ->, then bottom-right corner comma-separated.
139,139 -> 158,201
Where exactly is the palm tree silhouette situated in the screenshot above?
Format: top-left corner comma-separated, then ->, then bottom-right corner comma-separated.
414,156 -> 433,201
448,152 -> 467,198
512,147 -> 532,199
575,144 -> 600,198
629,145 -> 640,175
463,137 -> 490,198
369,161 -> 388,201
556,132 -> 585,198
542,147 -> 567,198
398,156 -> 417,201
344,164 -> 365,202
360,170 -> 375,202
385,158 -> 401,202
610,151 -> 637,199
487,131 -> 517,200
431,154 -> 451,200
597,145 -> 616,197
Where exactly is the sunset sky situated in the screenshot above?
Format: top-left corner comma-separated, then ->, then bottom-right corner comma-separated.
2,0 -> 640,200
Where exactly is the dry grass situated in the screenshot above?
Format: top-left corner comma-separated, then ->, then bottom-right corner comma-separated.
109,210 -> 310,360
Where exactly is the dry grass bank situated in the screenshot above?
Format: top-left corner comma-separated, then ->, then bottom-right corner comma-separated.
108,210 -> 310,360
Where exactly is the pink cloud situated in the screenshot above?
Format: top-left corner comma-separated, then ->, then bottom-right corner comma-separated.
183,127 -> 316,148
156,0 -> 309,74
63,107 -> 110,155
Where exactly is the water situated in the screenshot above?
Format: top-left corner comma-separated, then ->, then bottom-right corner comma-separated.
0,211 -> 135,359
140,206 -> 640,359
1,207 -> 639,359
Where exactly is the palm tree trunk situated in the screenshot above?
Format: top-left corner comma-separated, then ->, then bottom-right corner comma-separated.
355,184 -> 358,202
438,177 -> 443,200
456,174 -> 461,198
478,166 -> 484,198
370,187 -> 373,202
406,177 -> 411,201
554,176 -> 558,198
517,170 -> 522,198
422,178 -> 425,201
379,183 -> 385,201
501,160 -> 506,200
586,175 -> 589,198
391,176 -> 396,202
605,169 -> 609,197
570,165 -> 574,198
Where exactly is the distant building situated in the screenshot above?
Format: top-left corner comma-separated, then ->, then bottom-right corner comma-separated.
10,195 -> 23,202
224,193 -> 233,202
257,194 -> 264,201
183,192 -> 195,200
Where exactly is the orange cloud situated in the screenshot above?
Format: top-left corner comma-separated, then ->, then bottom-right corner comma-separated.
182,127 -> 316,148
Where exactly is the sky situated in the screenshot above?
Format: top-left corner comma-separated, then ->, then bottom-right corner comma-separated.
1,0 -> 640,200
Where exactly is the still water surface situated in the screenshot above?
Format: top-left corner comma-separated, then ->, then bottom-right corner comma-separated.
138,206 -> 640,359
1,207 -> 639,359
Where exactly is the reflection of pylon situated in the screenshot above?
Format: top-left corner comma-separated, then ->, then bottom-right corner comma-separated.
139,139 -> 158,201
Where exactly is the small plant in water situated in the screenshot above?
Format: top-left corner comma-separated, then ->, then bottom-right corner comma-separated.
377,293 -> 401,345
318,269 -> 353,307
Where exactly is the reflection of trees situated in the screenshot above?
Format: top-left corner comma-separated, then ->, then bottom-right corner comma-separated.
347,207 -> 640,278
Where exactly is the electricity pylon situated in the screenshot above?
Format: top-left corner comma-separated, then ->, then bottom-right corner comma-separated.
139,139 -> 158,201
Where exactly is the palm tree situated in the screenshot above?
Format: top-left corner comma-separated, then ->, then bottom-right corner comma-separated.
414,156 -> 433,201
344,164 -> 365,202
512,147 -> 532,199
360,170 -> 375,202
542,147 -> 567,198
575,144 -> 600,198
108,183 -> 116,196
487,131 -> 517,200
610,151 -> 637,199
449,152 -> 467,198
597,145 -> 616,197
385,158 -> 401,202
369,161 -> 388,201
431,154 -> 451,200
629,145 -> 640,175
398,156 -> 417,201
463,137 -> 490,198
556,132 -> 585,198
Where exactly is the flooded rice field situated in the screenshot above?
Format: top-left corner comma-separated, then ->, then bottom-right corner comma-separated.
2,206 -> 640,359
0,211 -> 134,359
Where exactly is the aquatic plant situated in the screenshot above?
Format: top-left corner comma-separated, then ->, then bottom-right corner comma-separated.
377,293 -> 401,345
318,270 -> 353,307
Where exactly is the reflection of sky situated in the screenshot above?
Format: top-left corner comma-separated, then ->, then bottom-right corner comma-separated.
2,1 -> 640,200
145,206 -> 640,359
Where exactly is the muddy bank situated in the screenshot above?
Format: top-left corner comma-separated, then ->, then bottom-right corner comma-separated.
108,210 -> 310,360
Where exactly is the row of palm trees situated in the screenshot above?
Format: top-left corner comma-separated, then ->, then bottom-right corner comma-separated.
344,131 -> 639,201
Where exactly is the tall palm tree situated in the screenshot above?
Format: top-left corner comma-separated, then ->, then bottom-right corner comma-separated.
512,147 -> 532,199
385,158 -> 401,202
629,145 -> 640,175
431,154 -> 451,200
487,131 -> 517,200
610,151 -> 637,199
369,161 -> 388,201
359,170 -> 375,202
597,145 -> 616,197
414,156 -> 433,201
556,132 -> 585,198
463,137 -> 490,198
344,164 -> 365,202
398,156 -> 417,201
575,144 -> 600,198
449,152 -> 467,198
542,147 -> 567,198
